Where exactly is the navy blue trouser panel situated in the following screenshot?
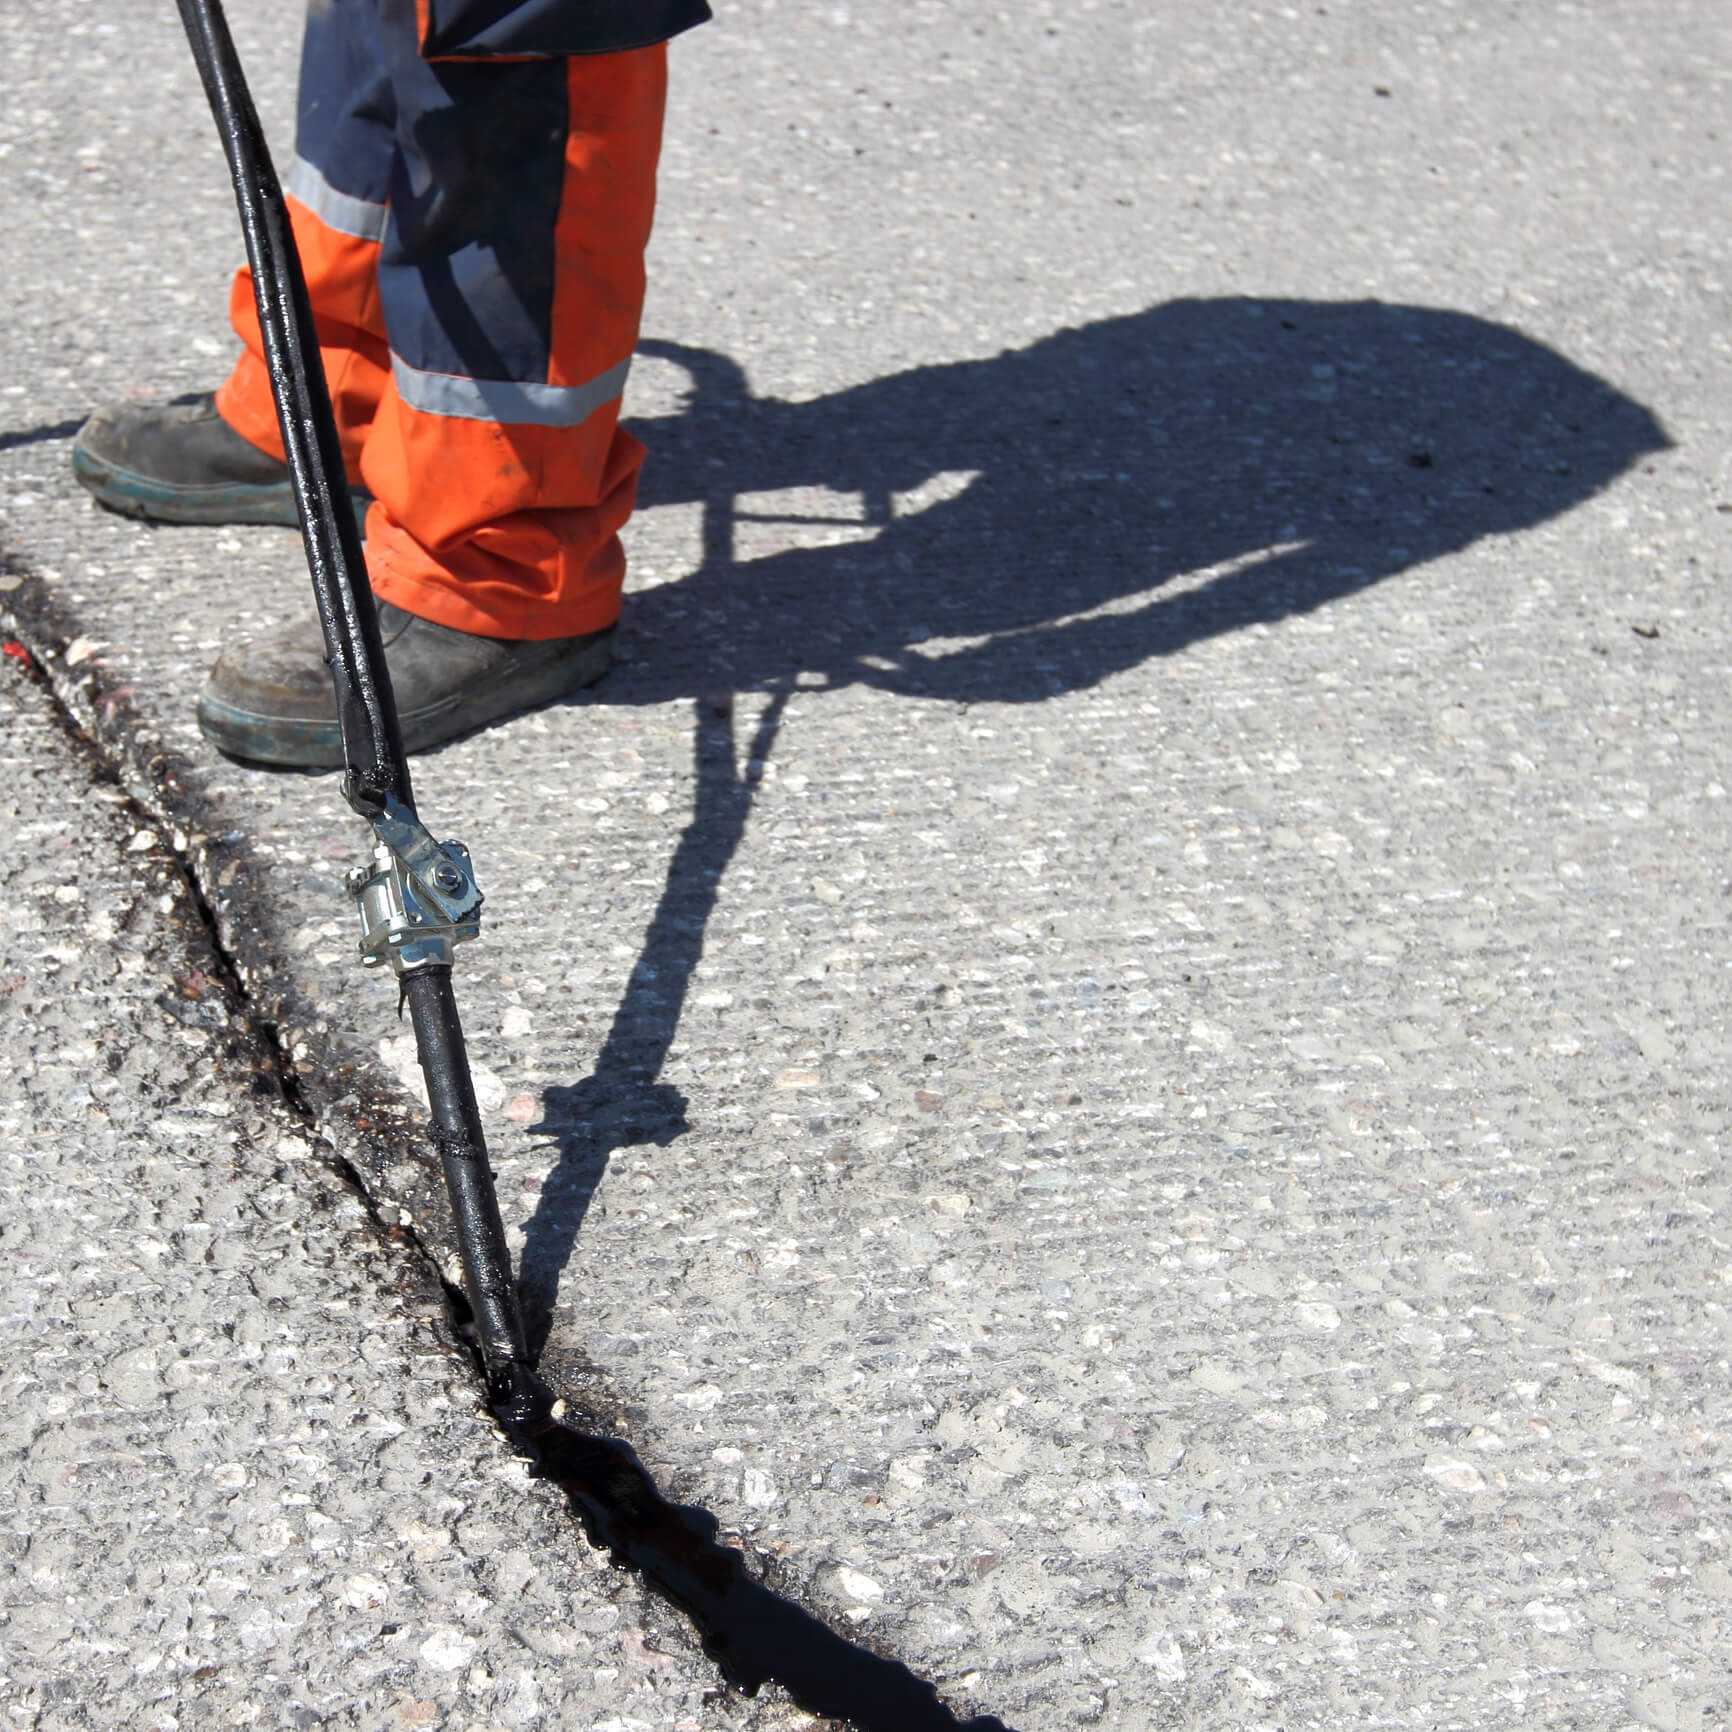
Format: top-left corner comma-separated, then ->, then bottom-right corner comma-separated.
421,0 -> 712,57
292,0 -> 574,386
294,0 -> 395,205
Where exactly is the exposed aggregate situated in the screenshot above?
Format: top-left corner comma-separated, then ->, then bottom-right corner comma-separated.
4,1 -> 1732,1727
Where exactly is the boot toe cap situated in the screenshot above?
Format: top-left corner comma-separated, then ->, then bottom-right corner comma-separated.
197,629 -> 346,767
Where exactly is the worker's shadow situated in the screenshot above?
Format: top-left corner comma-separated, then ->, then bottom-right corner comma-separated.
516,294 -> 1668,1353
519,689 -> 785,1359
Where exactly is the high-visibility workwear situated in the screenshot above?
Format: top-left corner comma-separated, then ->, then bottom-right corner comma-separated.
215,0 -> 704,641
415,0 -> 710,58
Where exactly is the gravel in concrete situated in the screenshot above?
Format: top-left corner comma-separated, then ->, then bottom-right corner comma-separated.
4,2 -> 1731,1728
0,658 -> 773,1730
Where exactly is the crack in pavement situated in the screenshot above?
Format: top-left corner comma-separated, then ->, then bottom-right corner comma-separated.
3,573 -> 1014,1732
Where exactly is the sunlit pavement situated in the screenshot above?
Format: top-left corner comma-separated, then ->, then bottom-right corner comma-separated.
3,4 -> 1730,1727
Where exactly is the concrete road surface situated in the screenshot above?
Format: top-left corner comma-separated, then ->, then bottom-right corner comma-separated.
3,2 -> 1729,1728
0,651 -> 780,1730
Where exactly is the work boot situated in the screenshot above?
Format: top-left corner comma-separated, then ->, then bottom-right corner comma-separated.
72,391 -> 369,529
197,604 -> 615,767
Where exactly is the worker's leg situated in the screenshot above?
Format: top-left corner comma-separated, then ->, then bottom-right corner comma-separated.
71,0 -> 392,524
358,37 -> 667,641
215,0 -> 396,479
195,29 -> 669,764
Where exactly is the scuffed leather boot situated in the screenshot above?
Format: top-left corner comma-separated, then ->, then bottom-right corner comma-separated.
72,392 -> 368,528
197,603 -> 615,767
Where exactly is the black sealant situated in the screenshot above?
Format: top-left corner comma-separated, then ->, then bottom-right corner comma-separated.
508,1416 -> 1014,1731
175,4 -> 1023,1721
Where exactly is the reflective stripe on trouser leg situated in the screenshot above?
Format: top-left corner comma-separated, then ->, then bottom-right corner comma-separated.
361,43 -> 668,642
215,0 -> 395,475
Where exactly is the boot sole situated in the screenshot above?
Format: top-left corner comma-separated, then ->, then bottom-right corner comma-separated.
71,443 -> 370,531
195,633 -> 616,769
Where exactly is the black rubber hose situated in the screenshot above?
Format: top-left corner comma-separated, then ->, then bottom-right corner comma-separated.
176,0 -> 547,1418
404,968 -> 545,1412
174,0 -> 408,813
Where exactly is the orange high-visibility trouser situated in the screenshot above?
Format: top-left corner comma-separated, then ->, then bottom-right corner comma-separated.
215,2 -> 666,641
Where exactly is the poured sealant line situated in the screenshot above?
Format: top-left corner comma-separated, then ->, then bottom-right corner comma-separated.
515,1417 -> 1012,1732
1,601 -> 1017,1732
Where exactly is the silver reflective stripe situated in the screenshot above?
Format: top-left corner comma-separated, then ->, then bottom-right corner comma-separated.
284,155 -> 389,243
390,353 -> 632,428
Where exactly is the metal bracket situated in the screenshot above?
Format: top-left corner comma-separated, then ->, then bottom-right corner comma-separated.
344,793 -> 483,975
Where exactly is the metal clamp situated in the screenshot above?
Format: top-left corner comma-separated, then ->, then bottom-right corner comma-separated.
344,794 -> 483,975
